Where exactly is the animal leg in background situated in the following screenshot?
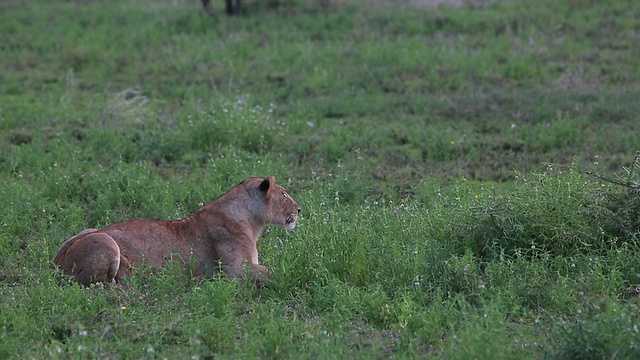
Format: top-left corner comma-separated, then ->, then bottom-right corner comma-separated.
201,0 -> 241,15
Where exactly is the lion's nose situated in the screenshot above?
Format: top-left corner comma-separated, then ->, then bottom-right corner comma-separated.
297,207 -> 302,214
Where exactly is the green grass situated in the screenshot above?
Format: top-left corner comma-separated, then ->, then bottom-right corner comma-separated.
2,0 -> 640,358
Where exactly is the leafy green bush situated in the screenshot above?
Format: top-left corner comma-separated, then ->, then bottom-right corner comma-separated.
599,154 -> 640,240
452,169 -> 624,260
548,300 -> 640,360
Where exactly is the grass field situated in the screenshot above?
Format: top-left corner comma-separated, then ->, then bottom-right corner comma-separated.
2,0 -> 640,358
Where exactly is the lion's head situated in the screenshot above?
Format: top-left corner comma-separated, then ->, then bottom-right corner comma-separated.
244,175 -> 301,229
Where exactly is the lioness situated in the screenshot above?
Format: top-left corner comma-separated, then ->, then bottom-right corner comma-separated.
54,176 -> 301,286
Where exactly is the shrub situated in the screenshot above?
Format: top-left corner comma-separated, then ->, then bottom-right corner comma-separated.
453,168 -> 624,260
548,300 -> 640,359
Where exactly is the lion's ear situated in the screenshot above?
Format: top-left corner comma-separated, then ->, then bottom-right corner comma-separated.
259,175 -> 275,196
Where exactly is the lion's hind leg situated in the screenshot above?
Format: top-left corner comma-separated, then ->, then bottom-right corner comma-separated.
57,232 -> 121,286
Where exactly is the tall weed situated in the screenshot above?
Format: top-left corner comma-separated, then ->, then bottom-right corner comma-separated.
548,300 -> 640,360
453,168 -> 621,259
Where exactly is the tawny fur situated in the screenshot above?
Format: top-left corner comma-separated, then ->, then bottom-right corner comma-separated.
54,176 -> 301,286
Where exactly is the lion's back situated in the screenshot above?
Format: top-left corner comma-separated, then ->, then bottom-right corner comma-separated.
100,220 -> 194,267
